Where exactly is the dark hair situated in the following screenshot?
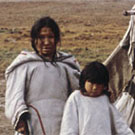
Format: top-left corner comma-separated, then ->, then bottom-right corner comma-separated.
30,16 -> 61,54
79,61 -> 111,99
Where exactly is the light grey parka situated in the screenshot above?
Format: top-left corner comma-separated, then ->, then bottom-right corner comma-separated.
5,50 -> 80,135
60,91 -> 134,135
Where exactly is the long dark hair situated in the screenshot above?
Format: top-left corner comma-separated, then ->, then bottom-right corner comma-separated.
30,16 -> 61,56
79,61 -> 111,100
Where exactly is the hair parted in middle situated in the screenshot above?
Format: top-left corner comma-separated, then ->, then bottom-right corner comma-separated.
30,16 -> 61,54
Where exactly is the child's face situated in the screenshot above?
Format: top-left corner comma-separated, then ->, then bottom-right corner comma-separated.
84,80 -> 104,97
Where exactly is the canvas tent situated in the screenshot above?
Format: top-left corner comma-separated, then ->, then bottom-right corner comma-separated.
104,5 -> 135,132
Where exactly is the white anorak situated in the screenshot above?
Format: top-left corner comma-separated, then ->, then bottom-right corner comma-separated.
5,50 -> 80,135
60,91 -> 134,135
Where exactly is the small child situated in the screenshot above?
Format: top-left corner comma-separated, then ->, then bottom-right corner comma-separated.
60,61 -> 134,135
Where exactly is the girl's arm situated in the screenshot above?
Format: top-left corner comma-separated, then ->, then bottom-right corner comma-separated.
109,104 -> 134,135
60,93 -> 79,135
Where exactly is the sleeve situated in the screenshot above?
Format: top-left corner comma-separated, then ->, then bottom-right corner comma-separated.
5,65 -> 29,129
109,104 -> 134,135
60,93 -> 79,135
64,57 -> 80,95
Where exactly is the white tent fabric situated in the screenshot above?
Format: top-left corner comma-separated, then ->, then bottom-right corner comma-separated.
104,5 -> 135,132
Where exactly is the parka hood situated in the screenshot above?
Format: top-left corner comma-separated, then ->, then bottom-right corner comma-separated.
5,50 -> 80,78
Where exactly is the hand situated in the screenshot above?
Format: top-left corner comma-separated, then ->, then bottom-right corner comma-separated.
123,10 -> 128,16
16,120 -> 28,135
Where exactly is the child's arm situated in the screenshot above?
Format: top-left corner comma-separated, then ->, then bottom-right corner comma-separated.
109,104 -> 134,135
60,92 -> 79,135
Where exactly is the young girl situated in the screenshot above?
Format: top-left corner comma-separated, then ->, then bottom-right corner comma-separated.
60,61 -> 134,135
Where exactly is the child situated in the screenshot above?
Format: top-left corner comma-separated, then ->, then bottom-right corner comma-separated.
60,61 -> 134,135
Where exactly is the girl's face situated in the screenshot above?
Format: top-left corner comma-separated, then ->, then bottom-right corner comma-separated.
84,80 -> 104,97
36,27 -> 56,60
